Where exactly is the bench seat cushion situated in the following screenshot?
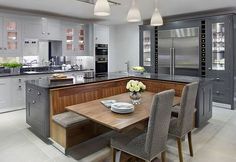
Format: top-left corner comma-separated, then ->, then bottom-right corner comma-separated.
53,111 -> 88,128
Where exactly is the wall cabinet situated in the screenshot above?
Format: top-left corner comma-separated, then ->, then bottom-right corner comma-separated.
94,24 -> 109,44
62,22 -> 91,56
0,16 -> 21,56
22,17 -> 61,41
139,25 -> 156,73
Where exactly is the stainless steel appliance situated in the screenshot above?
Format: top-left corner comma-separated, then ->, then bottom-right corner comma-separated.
84,71 -> 95,79
158,27 -> 200,76
95,44 -> 108,77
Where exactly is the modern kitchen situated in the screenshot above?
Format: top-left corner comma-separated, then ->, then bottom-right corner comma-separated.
0,0 -> 236,162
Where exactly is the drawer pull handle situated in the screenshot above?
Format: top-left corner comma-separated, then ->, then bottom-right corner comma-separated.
32,100 -> 36,104
37,92 -> 41,96
28,89 -> 31,92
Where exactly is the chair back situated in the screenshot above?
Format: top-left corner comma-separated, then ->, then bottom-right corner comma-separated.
178,82 -> 199,136
145,89 -> 175,159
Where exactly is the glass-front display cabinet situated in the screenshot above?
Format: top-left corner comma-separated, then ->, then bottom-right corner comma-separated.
206,15 -> 234,106
139,25 -> 156,73
211,22 -> 225,70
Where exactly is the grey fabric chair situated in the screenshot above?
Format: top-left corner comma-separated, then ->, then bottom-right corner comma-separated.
111,89 -> 175,162
168,82 -> 199,162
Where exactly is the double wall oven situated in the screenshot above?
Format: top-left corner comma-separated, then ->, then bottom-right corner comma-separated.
95,44 -> 108,77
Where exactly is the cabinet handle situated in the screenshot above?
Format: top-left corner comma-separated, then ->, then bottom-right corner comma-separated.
216,91 -> 220,95
47,33 -> 50,35
19,79 -> 22,83
42,32 -> 46,34
18,85 -> 22,89
37,92 -> 41,96
208,67 -> 211,70
0,47 -> 2,50
215,78 -> 220,81
28,88 -> 31,92
32,100 -> 36,104
4,48 -> 7,50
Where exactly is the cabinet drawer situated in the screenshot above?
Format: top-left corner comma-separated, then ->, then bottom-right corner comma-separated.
213,88 -> 231,104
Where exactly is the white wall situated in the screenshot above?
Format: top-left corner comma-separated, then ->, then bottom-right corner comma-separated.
109,23 -> 140,72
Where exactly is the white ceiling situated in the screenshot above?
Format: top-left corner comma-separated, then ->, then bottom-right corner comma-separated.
0,0 -> 235,24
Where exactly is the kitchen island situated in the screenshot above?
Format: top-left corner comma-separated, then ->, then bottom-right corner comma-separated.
25,72 -> 212,152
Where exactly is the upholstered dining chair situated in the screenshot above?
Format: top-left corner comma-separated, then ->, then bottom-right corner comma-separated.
111,89 -> 175,162
168,82 -> 199,162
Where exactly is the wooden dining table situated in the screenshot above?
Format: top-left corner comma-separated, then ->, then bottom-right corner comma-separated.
66,91 -> 181,132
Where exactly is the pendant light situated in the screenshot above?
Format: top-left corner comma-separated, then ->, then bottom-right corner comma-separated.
127,0 -> 141,22
94,0 -> 111,16
150,0 -> 163,26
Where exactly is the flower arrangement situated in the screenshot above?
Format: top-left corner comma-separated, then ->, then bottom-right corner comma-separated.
126,80 -> 146,93
132,66 -> 145,73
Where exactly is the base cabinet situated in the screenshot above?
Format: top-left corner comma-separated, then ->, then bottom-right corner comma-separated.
26,83 -> 49,138
196,81 -> 213,127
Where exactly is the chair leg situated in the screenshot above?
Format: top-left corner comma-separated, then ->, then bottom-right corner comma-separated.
188,131 -> 194,157
176,137 -> 183,162
161,151 -> 166,162
112,147 -> 116,162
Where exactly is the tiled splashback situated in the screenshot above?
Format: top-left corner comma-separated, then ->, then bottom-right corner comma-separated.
0,57 -> 20,64
66,56 -> 94,69
0,56 -> 95,69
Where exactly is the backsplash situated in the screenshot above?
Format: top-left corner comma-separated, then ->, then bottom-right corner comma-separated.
0,57 -> 20,64
66,56 -> 94,69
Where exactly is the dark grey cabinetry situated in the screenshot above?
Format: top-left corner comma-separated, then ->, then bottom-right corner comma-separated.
26,83 -> 49,138
196,80 -> 213,127
205,15 -> 234,107
139,25 -> 156,73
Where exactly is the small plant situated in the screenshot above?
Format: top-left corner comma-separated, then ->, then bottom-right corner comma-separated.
1,62 -> 23,68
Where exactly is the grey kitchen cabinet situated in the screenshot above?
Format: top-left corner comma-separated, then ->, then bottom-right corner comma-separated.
26,82 -> 49,138
205,15 -> 234,108
195,80 -> 213,127
139,25 -> 156,73
41,18 -> 62,40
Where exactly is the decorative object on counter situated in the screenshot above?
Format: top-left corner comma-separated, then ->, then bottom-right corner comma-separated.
1,62 -> 22,74
50,74 -> 73,85
101,100 -> 117,108
132,66 -> 145,74
110,102 -> 134,114
127,0 -> 141,22
150,0 -> 163,26
84,71 -> 95,79
126,80 -> 146,105
94,0 -> 110,16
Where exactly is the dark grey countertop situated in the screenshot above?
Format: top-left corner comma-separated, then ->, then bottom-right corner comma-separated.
0,69 -> 94,77
26,72 -> 213,89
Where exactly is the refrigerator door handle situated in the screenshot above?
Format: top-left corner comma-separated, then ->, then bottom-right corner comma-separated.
172,48 -> 175,75
170,48 -> 173,75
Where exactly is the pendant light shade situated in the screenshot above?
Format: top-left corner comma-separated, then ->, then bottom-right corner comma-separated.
127,0 -> 141,22
150,8 -> 163,26
94,0 -> 111,16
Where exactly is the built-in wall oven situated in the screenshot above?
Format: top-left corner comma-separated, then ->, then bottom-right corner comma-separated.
95,44 -> 108,77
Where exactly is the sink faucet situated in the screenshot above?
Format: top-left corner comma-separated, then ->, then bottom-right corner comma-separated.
30,60 -> 38,67
125,61 -> 130,73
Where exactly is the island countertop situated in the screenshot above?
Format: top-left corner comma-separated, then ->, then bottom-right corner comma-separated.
26,72 -> 212,89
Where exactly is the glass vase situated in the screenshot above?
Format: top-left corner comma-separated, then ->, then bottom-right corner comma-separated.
130,92 -> 141,105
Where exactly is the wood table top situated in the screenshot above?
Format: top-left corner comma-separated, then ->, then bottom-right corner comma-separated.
66,92 -> 181,131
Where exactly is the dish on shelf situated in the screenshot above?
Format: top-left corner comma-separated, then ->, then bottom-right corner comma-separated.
111,102 -> 134,114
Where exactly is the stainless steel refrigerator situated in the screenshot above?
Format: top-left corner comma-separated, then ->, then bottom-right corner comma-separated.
158,27 -> 200,76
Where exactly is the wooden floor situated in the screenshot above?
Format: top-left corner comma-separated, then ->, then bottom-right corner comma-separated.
0,107 -> 235,162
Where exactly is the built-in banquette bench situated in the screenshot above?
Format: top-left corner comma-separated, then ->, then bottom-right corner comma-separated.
49,78 -> 186,153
